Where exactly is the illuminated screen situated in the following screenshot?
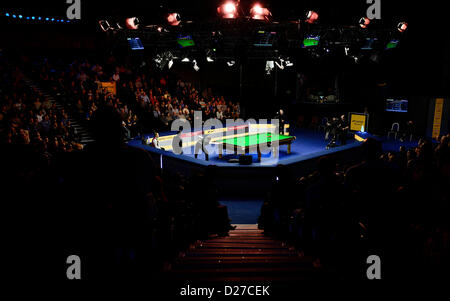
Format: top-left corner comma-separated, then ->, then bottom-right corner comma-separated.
361,37 -> 378,50
302,35 -> 320,48
177,35 -> 195,48
254,31 -> 277,47
386,39 -> 399,49
386,99 -> 408,113
127,37 -> 144,50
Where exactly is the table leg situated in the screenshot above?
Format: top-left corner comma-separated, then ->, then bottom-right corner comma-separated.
218,145 -> 223,159
287,143 -> 291,154
257,148 -> 261,162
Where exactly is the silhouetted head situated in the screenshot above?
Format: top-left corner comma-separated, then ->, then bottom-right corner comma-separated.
361,138 -> 382,161
318,156 -> 336,176
89,106 -> 123,146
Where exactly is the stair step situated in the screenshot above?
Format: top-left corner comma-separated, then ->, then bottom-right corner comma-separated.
170,267 -> 316,277
186,250 -> 298,257
196,244 -> 285,250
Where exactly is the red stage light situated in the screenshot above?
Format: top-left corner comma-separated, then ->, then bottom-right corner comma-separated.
250,4 -> 271,20
167,13 -> 181,26
125,17 -> 139,30
359,17 -> 371,28
397,22 -> 408,33
218,2 -> 238,19
305,11 -> 319,24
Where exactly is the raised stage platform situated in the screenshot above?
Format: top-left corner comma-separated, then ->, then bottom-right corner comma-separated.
128,127 -> 365,196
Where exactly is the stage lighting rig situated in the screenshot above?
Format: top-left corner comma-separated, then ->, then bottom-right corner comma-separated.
305,11 -> 319,24
154,51 -> 174,70
397,22 -> 408,33
99,20 -> 112,32
206,49 -> 216,62
359,17 -> 371,29
250,4 -> 271,21
265,60 -> 274,74
125,17 -> 140,30
218,1 -> 238,19
192,60 -> 200,71
167,13 -> 181,26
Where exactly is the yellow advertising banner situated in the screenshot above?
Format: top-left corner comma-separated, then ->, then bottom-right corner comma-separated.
432,98 -> 444,139
350,113 -> 367,132
98,81 -> 116,95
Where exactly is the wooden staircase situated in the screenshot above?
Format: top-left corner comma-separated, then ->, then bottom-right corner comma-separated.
167,224 -> 328,283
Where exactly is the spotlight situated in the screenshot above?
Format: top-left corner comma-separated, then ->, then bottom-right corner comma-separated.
19,15 -> 23,19
168,60 -> 174,69
181,58 -> 190,62
227,60 -> 235,66
99,20 -> 111,32
250,4 -> 271,21
218,1 -> 238,19
5,13 -> 9,17
359,17 -> 370,29
265,61 -> 274,74
193,60 -> 200,71
206,49 -> 215,62
45,17 -> 49,21
305,11 -> 319,24
344,47 -> 350,56
154,51 -> 174,70
31,16 -> 35,20
275,61 -> 284,70
13,15 -> 17,18
125,17 -> 140,30
397,22 -> 408,33
167,13 -> 181,26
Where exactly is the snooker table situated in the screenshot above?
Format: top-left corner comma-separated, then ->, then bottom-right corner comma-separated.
214,132 -> 296,162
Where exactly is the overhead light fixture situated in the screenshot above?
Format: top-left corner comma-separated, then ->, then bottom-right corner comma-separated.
397,22 -> 408,33
167,13 -> 181,26
168,60 -> 174,69
275,61 -> 284,70
192,60 -> 200,71
154,51 -> 174,70
265,61 -> 274,74
99,20 -> 112,32
206,49 -> 215,62
125,17 -> 140,30
217,1 -> 238,19
250,4 -> 271,21
181,58 -> 190,62
359,17 -> 370,29
305,11 -> 319,24
227,60 -> 235,66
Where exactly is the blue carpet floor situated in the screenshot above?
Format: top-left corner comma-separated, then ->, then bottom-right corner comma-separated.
219,198 -> 263,224
129,128 -> 361,166
380,137 -> 418,152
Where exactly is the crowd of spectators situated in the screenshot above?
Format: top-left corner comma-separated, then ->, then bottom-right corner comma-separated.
0,58 -> 83,161
260,135 -> 450,279
1,54 -> 235,280
31,55 -> 241,141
